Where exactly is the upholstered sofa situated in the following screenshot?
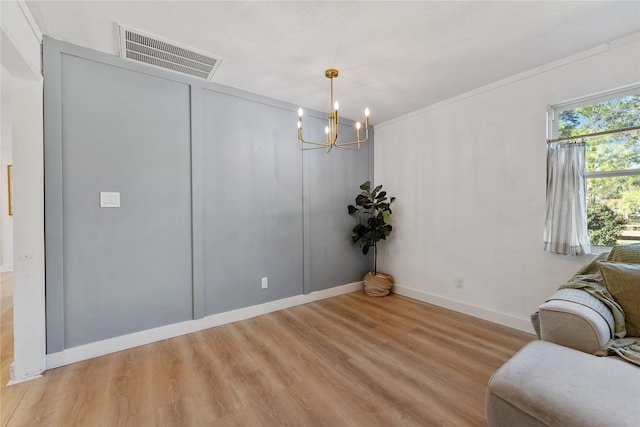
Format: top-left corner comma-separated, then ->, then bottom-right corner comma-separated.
486,245 -> 640,427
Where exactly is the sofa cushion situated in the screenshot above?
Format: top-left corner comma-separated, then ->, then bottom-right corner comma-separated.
598,261 -> 640,337
486,340 -> 640,427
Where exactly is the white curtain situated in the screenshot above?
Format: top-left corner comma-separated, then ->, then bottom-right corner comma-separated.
543,142 -> 591,255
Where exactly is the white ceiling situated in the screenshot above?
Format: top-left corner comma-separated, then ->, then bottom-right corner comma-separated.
27,1 -> 640,125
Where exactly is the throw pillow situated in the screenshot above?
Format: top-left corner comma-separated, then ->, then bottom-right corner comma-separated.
606,243 -> 640,264
598,261 -> 640,337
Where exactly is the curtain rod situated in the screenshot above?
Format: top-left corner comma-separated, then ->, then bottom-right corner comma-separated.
547,125 -> 640,144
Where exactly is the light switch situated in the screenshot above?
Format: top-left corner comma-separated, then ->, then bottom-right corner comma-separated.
100,192 -> 120,208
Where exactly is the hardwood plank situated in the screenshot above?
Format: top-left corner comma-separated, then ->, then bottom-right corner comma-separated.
1,272 -> 28,427
1,291 -> 534,426
1,272 -> 14,386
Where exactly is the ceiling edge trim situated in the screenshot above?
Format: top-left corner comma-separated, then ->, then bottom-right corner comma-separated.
376,30 -> 640,130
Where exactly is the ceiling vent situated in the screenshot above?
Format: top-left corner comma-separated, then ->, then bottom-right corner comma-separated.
118,25 -> 222,81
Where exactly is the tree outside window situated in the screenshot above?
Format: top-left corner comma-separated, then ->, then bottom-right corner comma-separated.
557,92 -> 640,246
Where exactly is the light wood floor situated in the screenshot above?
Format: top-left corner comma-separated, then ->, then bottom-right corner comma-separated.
1,272 -> 13,389
1,279 -> 533,427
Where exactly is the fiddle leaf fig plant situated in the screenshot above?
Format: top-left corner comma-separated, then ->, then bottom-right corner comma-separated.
348,181 -> 396,275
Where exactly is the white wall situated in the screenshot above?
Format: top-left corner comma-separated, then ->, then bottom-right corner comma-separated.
1,0 -> 46,383
375,33 -> 640,332
1,66 -> 14,271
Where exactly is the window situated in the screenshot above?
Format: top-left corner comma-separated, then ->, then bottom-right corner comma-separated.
549,85 -> 640,246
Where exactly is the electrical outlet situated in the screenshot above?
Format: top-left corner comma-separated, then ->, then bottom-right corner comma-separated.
455,277 -> 464,289
261,277 -> 268,289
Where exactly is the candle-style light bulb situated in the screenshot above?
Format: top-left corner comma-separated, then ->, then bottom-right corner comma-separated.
298,107 -> 303,117
356,121 -> 361,140
297,120 -> 301,129
325,126 -> 329,134
365,108 -> 370,128
334,101 -> 339,111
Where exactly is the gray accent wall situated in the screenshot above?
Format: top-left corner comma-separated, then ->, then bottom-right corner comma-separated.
43,37 -> 372,353
304,131 -> 373,292
201,89 -> 304,314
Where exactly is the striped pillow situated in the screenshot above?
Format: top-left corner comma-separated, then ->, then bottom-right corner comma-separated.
606,243 -> 640,264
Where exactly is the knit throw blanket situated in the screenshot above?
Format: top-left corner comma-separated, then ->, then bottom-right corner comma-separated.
558,253 -> 640,367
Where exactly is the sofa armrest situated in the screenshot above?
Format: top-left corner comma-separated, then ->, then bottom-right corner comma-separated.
538,300 -> 611,354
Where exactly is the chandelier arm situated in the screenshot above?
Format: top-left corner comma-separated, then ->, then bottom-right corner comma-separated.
334,144 -> 360,151
299,128 -> 331,146
334,135 -> 369,147
299,144 -> 331,151
298,138 -> 330,150
335,142 -> 362,147
300,138 -> 330,146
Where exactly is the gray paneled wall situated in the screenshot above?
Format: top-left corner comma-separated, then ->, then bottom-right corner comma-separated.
59,54 -> 193,349
202,89 -> 304,314
43,37 -> 372,352
304,131 -> 373,292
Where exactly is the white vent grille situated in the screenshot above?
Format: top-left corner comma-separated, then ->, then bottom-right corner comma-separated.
118,25 -> 222,81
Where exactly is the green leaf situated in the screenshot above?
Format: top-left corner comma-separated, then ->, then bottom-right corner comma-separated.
355,194 -> 369,207
349,181 -> 396,256
352,223 -> 367,236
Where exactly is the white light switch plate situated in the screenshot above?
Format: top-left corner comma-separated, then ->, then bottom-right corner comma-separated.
100,192 -> 120,208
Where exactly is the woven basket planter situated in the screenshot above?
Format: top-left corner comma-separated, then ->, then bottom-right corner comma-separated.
363,272 -> 394,297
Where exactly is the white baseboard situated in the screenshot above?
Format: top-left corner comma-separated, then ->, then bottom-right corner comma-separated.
46,282 -> 363,369
7,362 -> 43,385
392,285 -> 535,334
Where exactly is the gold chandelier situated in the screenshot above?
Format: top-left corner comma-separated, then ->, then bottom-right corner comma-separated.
297,68 -> 370,152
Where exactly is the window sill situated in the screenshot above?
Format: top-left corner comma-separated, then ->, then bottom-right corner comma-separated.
590,246 -> 612,255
